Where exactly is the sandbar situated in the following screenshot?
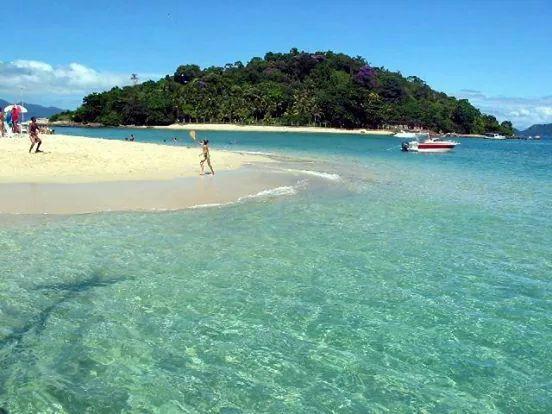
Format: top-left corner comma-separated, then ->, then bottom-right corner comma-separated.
0,134 -> 322,215
0,134 -> 271,184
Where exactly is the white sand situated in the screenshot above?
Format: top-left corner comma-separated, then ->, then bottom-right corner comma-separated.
0,134 -> 271,183
152,123 -> 393,135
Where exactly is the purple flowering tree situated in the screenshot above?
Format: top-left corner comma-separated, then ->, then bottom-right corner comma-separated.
354,65 -> 377,87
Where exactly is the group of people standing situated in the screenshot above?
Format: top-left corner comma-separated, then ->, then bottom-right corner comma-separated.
0,106 -> 22,136
0,108 -> 43,153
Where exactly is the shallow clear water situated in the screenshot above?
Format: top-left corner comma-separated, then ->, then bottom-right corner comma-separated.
1,129 -> 551,412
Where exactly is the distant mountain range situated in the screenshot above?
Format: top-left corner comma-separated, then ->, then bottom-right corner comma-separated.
516,123 -> 552,137
0,98 -> 65,119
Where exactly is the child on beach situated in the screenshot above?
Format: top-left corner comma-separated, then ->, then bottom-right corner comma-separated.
200,139 -> 215,175
28,117 -> 43,153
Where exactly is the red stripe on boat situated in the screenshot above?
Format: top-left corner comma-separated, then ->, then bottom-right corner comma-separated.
418,144 -> 455,149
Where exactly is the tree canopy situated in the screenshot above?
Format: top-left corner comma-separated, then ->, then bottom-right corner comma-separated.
52,49 -> 513,135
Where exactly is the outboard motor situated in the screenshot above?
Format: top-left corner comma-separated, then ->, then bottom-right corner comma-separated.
401,141 -> 409,152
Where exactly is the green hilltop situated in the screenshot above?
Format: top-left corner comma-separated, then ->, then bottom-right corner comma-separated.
52,49 -> 513,135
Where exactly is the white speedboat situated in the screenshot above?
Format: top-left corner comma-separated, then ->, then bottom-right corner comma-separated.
484,133 -> 507,140
401,137 -> 459,153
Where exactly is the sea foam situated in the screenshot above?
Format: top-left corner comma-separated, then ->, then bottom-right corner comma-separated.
188,202 -> 231,209
238,185 -> 297,202
285,169 -> 341,181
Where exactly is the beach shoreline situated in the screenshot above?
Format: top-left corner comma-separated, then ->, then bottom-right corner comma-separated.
51,122 -> 394,136
153,123 -> 394,135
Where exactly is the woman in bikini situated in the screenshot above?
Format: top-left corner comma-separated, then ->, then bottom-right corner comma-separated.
199,139 -> 215,175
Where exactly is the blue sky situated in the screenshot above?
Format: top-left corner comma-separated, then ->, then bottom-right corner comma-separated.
1,0 -> 551,127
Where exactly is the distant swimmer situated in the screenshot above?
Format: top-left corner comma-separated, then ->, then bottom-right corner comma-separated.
28,117 -> 43,153
199,139 -> 215,175
129,134 -> 135,141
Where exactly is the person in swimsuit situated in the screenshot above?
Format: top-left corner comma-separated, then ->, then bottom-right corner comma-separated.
199,139 -> 214,175
28,117 -> 43,153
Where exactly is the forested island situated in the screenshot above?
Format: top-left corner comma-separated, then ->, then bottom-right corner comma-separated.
52,49 -> 513,135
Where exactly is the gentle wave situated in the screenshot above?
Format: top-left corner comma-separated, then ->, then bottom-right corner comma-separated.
188,202 -> 232,209
238,185 -> 297,202
186,185 -> 298,209
285,169 -> 341,181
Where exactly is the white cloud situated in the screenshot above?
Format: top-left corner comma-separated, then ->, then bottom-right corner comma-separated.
0,59 -> 160,107
455,90 -> 552,129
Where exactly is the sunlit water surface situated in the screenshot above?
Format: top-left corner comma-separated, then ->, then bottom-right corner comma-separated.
1,129 -> 551,413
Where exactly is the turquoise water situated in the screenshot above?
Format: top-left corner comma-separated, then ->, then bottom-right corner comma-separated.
1,129 -> 551,412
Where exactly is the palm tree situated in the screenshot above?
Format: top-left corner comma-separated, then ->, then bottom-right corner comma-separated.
130,73 -> 139,85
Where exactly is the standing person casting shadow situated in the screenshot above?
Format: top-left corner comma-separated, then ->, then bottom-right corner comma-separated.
199,139 -> 215,175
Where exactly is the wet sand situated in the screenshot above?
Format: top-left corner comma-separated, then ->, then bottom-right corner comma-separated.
0,167 -> 300,215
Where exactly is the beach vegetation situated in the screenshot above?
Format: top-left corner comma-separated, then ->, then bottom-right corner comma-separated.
57,49 -> 514,135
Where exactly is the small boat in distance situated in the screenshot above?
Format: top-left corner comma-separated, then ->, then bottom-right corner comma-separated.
484,133 -> 507,140
401,137 -> 459,153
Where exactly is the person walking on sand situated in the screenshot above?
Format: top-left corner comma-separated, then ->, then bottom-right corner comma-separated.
199,139 -> 215,175
28,117 -> 43,153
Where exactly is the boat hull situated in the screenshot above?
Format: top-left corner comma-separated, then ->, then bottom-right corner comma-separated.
415,147 -> 455,153
403,139 -> 458,153
416,144 -> 456,153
